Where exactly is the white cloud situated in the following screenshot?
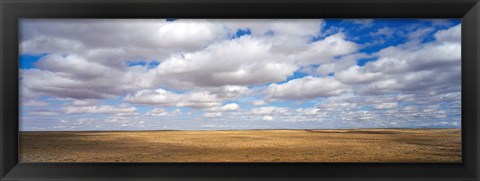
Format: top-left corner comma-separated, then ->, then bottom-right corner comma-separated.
20,20 -> 360,101
223,19 -> 324,53
21,19 -> 228,64
251,106 -> 290,115
345,19 -> 374,26
71,99 -> 97,106
210,86 -> 251,99
434,24 -> 461,43
317,101 -> 358,111
145,108 -> 181,117
21,54 -> 147,99
150,36 -> 298,89
335,65 -> 385,84
176,91 -> 224,108
28,110 -> 60,116
124,89 -> 184,106
338,24 -> 461,96
315,53 -> 367,76
253,100 -> 267,106
266,76 -> 348,100
18,19 -> 462,131
22,100 -> 49,106
296,108 -> 320,115
204,112 -> 223,118
262,115 -> 273,121
295,33 -> 359,66
206,103 -> 240,114
375,102 -> 398,109
63,105 -> 137,114
370,27 -> 394,37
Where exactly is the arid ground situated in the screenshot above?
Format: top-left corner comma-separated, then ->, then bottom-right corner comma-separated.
19,129 -> 461,162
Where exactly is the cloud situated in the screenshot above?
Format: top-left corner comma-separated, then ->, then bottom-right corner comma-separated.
253,100 -> 267,106
434,24 -> 461,43
125,88 -> 224,108
407,27 -> 434,40
370,27 -> 394,37
18,19 -> 462,130
125,86 -> 250,110
262,115 -> 273,121
150,36 -> 298,89
21,54 -> 146,99
345,19 -> 374,26
335,65 -> 385,84
337,24 -> 461,95
317,101 -> 358,111
22,100 -> 49,106
222,19 -> 324,53
63,105 -> 137,114
20,20 -> 359,100
145,108 -> 181,117
266,76 -> 348,100
207,103 -> 240,112
374,102 -> 398,109
296,108 -> 320,116
295,33 -> 359,66
251,106 -> 290,115
210,86 -> 250,99
28,110 -> 60,116
315,53 -> 368,76
204,112 -> 223,118
20,19 -> 228,65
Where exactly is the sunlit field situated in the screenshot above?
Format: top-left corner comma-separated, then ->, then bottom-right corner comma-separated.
20,128 -> 461,163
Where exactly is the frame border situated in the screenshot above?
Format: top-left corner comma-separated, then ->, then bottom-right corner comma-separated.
1,0 -> 479,180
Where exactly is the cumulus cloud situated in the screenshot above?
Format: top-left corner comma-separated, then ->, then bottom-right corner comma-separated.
18,19 -> 462,131
21,19 -> 228,64
266,76 -> 348,100
21,54 -> 146,99
204,112 -> 223,118
207,103 -> 240,112
124,89 -> 183,106
251,106 -> 290,115
375,102 -> 398,109
295,33 -> 359,66
145,108 -> 181,117
345,19 -> 374,26
317,101 -> 358,111
296,108 -> 320,116
337,24 -> 461,96
253,100 -> 267,106
22,100 -> 49,107
262,115 -> 273,121
434,24 -> 461,43
222,19 -> 324,53
315,53 -> 368,76
125,89 -> 223,108
63,105 -> 137,114
150,36 -> 298,89
335,65 -> 385,84
125,87 -> 247,110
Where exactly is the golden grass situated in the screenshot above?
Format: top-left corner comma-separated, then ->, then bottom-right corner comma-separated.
19,128 -> 461,162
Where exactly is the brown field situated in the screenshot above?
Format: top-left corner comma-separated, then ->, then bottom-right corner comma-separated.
19,129 -> 461,162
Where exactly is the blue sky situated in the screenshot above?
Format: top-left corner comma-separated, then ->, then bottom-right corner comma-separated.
19,19 -> 461,131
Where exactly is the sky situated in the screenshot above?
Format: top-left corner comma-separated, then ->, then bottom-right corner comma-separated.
19,19 -> 461,131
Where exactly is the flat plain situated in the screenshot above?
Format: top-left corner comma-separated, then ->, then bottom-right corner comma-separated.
19,129 -> 461,162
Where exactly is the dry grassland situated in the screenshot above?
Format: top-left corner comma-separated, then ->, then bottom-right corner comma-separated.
19,129 -> 461,162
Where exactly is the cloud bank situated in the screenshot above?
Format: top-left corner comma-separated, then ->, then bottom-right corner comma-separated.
19,19 -> 461,131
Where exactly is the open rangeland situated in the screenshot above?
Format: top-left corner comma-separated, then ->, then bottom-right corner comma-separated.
19,129 -> 461,162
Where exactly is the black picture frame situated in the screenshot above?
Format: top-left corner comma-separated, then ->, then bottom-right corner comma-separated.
1,0 -> 479,180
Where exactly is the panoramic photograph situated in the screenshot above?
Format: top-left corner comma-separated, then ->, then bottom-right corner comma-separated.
19,19 -> 461,162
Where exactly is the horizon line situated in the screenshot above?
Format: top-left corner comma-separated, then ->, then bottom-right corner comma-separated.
19,127 -> 462,132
